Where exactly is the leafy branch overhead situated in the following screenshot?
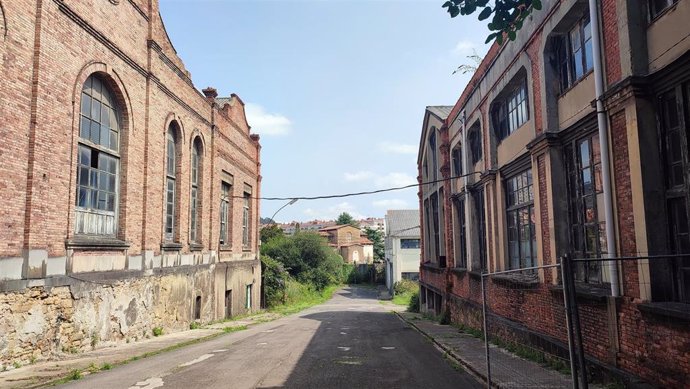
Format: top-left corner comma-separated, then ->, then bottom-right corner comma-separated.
442,0 -> 542,45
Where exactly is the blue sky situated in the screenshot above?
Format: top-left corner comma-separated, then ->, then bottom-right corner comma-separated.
159,0 -> 489,223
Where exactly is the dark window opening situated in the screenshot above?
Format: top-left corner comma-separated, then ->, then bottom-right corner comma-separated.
194,295 -> 202,320
556,15 -> 593,92
473,188 -> 487,272
225,290 -> 232,319
492,81 -> 529,141
400,239 -> 420,249
650,0 -> 678,19
452,146 -> 463,178
220,182 -> 232,245
455,198 -> 467,268
468,126 -> 482,165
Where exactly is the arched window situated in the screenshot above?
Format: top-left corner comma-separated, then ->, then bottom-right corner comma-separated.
75,74 -> 120,235
190,138 -> 203,243
165,123 -> 180,242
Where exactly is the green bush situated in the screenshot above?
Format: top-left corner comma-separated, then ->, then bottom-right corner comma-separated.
407,290 -> 420,313
394,279 -> 419,295
152,327 -> 163,337
261,254 -> 289,307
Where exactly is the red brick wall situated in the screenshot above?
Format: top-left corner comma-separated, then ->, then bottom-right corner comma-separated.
601,0 -> 622,85
526,34 -> 544,133
0,0 -> 260,260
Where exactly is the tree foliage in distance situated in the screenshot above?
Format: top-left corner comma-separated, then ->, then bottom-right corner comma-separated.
260,224 -> 284,244
335,212 -> 359,228
442,0 -> 542,45
260,232 -> 344,290
363,226 -> 385,262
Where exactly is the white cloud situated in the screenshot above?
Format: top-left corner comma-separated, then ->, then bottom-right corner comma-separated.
379,142 -> 417,155
375,172 -> 416,188
245,103 -> 292,136
344,171 -> 375,182
372,199 -> 409,209
451,40 -> 477,56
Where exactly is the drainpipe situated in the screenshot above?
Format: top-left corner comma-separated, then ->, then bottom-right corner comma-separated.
462,111 -> 471,269
589,0 -> 619,297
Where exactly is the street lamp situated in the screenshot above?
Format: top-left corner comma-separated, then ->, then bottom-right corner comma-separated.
269,198 -> 298,225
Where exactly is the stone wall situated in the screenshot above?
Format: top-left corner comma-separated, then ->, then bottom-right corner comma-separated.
0,260 -> 258,368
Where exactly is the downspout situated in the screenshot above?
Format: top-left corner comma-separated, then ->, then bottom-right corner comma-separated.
462,111 -> 471,269
588,0 -> 619,297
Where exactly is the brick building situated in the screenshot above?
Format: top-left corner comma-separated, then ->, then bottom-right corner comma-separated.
418,0 -> 690,386
0,0 -> 261,366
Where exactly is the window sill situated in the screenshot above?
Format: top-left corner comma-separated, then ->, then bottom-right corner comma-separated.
421,262 -> 445,273
491,272 -> 539,287
161,242 -> 183,251
189,243 -> 204,252
648,3 -> 679,26
219,245 -> 233,252
451,267 -> 467,276
558,69 -> 594,98
549,283 -> 610,302
468,270 -> 483,279
639,302 -> 690,322
65,237 -> 130,251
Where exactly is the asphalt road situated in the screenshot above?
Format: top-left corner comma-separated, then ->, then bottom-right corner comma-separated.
58,286 -> 481,389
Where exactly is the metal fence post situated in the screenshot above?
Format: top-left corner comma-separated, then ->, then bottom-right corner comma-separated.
561,255 -> 579,389
563,254 -> 589,389
481,273 -> 492,388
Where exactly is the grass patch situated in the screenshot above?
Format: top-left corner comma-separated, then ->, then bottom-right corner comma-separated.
222,325 -> 248,333
101,363 -> 112,371
392,292 -> 415,306
268,282 -> 338,316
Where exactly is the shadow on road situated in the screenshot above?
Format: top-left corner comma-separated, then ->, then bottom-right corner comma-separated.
264,287 -> 481,389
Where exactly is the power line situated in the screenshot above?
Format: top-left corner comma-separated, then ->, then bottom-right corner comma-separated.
231,171 -> 482,201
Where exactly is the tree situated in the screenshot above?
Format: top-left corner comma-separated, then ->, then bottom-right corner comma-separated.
260,224 -> 284,244
363,227 -> 385,262
442,0 -> 543,45
336,212 -> 359,227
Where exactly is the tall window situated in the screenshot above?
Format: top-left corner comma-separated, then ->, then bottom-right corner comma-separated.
566,133 -> 605,283
493,81 -> 529,141
220,182 -> 232,246
452,146 -> 463,178
190,140 -> 202,243
430,131 -> 438,181
75,74 -> 120,235
650,0 -> 678,18
165,124 -> 179,242
245,284 -> 253,309
506,170 -> 536,269
468,126 -> 482,165
431,192 -> 441,266
659,86 -> 690,302
473,188 -> 487,272
242,191 -> 251,249
557,16 -> 593,92
454,198 -> 467,268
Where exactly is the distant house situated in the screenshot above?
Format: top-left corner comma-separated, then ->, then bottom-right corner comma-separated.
384,210 -> 421,291
319,225 -> 374,264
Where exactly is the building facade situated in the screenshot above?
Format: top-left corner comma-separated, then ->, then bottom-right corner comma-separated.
0,0 -> 261,366
418,0 -> 690,386
319,225 -> 374,264
384,210 -> 421,291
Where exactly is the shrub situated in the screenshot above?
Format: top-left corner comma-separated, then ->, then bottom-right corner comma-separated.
394,279 -> 419,295
152,327 -> 163,337
407,290 -> 420,313
189,321 -> 201,330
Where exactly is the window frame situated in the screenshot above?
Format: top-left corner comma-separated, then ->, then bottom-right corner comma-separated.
75,74 -> 121,236
505,170 -> 536,270
454,197 -> 467,269
473,188 -> 487,272
565,132 -> 606,284
220,181 -> 232,246
242,191 -> 251,250
452,145 -> 463,178
649,0 -> 678,20
468,126 -> 482,165
400,238 -> 421,249
557,15 -> 594,93
164,127 -> 179,242
493,80 -> 529,141
189,140 -> 202,244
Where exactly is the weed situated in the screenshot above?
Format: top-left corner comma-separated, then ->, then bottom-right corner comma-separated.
69,347 -> 79,354
189,321 -> 201,330
12,361 -> 21,369
2,365 -> 6,372
67,369 -> 82,381
152,327 -> 163,337
90,332 -> 100,349
101,363 -> 112,371
223,325 -> 248,333
29,355 -> 37,365
87,363 -> 99,373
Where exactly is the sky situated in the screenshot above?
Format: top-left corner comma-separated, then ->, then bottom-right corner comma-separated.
159,0 -> 489,223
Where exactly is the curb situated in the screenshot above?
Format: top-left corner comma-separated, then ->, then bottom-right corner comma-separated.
394,311 -> 495,388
